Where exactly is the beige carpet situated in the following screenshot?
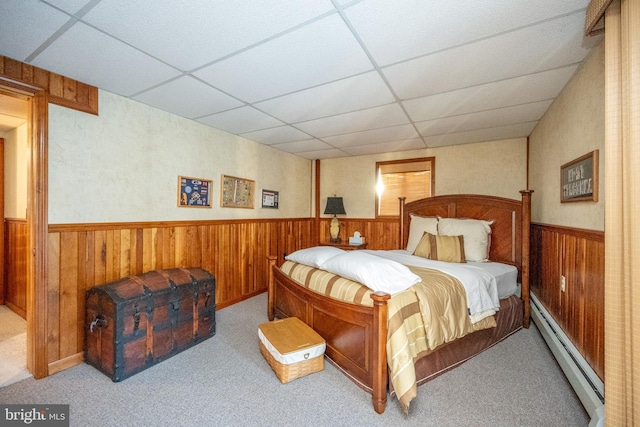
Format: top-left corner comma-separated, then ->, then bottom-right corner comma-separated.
0,305 -> 31,387
0,293 -> 590,426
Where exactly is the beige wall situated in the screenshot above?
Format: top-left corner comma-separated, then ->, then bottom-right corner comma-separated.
48,90 -> 312,224
528,40 -> 605,231
320,138 -> 528,218
2,123 -> 28,219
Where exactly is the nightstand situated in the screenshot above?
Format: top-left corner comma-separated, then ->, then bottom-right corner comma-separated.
321,242 -> 368,251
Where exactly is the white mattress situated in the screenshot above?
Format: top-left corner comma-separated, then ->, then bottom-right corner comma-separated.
468,260 -> 518,299
365,249 -> 519,300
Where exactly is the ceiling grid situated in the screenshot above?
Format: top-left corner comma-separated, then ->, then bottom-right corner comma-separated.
0,0 -> 599,159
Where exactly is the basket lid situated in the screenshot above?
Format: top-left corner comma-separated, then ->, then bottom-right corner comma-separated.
258,317 -> 324,355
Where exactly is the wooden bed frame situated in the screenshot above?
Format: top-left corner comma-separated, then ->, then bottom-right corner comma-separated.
267,191 -> 532,414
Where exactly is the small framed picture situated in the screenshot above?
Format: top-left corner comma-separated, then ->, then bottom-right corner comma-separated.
178,176 -> 212,208
221,174 -> 255,208
262,189 -> 279,209
560,150 -> 599,203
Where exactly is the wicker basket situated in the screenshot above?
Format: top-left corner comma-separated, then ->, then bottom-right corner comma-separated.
259,341 -> 324,383
258,317 -> 325,383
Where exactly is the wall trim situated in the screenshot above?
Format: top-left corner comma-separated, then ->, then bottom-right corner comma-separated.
531,222 -> 604,241
0,55 -> 98,115
47,216 -> 399,233
48,352 -> 84,376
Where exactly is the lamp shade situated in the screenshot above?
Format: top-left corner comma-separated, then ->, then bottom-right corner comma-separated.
324,197 -> 346,215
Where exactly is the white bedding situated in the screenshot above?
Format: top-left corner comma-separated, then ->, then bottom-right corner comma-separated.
471,259 -> 519,299
362,250 -> 518,323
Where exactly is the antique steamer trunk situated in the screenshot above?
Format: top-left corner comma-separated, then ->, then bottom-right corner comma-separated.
85,267 -> 215,381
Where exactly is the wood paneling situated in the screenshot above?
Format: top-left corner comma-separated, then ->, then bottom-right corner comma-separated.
530,223 -> 604,380
46,218 -> 314,364
0,55 -> 98,115
318,218 -> 400,250
4,219 -> 28,318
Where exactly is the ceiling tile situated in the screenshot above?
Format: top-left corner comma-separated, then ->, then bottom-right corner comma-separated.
30,22 -> 181,96
383,12 -> 589,100
322,124 -> 420,148
0,1 -> 70,61
341,138 -> 426,156
345,0 -> 589,66
193,14 -> 374,103
296,104 -> 409,137
240,125 -> 312,145
424,122 -> 537,147
254,71 -> 395,124
197,107 -> 284,135
134,76 -> 243,119
416,101 -> 553,137
294,148 -> 350,160
271,139 -> 334,153
82,0 -> 336,71
45,0 -> 95,14
403,65 -> 579,122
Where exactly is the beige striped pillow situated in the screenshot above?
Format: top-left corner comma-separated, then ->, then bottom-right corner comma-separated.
414,232 -> 466,263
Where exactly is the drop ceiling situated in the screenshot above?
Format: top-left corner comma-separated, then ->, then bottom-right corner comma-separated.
0,0 -> 598,159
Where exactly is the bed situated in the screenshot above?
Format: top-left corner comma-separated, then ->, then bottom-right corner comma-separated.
267,191 -> 532,414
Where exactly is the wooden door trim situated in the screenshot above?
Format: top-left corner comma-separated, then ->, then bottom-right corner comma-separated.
28,90 -> 48,378
0,82 -> 49,379
0,138 -> 4,305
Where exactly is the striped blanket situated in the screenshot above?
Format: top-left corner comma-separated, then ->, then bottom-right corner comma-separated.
279,260 -> 496,412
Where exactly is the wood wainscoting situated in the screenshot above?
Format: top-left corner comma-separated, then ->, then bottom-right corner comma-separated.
530,222 -> 604,381
45,218 -> 314,371
3,218 -> 28,318
318,217 -> 400,249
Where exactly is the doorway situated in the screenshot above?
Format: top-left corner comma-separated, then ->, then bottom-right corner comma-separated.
0,82 -> 48,381
0,93 -> 31,385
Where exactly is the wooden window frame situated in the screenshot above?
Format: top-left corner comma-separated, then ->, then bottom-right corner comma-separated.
375,157 -> 435,218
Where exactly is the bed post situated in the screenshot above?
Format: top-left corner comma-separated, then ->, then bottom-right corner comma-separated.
370,291 -> 391,414
398,197 -> 406,249
520,190 -> 533,328
267,255 -> 277,321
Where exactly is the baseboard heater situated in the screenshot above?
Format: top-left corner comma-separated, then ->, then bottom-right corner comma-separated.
530,292 -> 604,426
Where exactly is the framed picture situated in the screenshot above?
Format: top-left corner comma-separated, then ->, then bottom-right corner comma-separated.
560,150 -> 599,203
178,176 -> 212,208
221,174 -> 255,208
261,189 -> 279,209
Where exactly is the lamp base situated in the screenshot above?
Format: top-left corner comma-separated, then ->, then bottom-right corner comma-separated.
329,216 -> 340,243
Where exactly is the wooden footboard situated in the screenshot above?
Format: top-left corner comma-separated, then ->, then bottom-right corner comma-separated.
267,256 -> 390,413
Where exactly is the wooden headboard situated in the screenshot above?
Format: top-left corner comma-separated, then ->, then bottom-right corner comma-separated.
399,191 -> 533,326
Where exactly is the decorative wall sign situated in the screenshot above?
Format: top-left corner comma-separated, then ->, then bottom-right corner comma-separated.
178,176 -> 212,207
221,174 -> 255,208
261,189 -> 279,209
560,150 -> 599,203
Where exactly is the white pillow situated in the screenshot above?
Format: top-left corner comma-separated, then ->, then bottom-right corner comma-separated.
321,251 -> 421,295
438,217 -> 493,262
406,214 -> 439,253
285,246 -> 345,268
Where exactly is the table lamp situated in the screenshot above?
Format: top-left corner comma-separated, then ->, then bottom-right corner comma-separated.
324,196 -> 346,243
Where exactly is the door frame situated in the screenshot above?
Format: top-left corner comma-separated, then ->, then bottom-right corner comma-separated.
0,137 -> 4,306
0,81 -> 49,379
